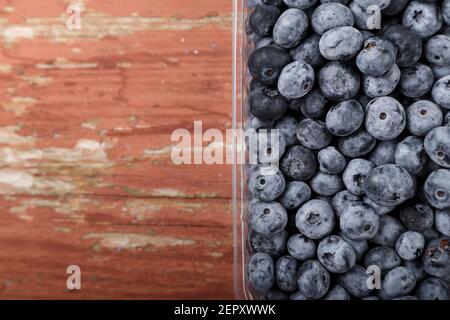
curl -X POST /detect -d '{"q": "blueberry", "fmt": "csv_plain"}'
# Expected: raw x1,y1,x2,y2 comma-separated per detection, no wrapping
318,146,347,174
406,100,443,137
249,200,288,236
371,215,406,247
403,259,426,282
431,75,450,109
402,1,443,39
248,252,275,292
444,0,450,25
343,159,375,196
291,88,328,119
416,277,449,300
296,199,335,239
431,64,450,79
290,34,326,68
278,61,315,99
422,237,450,278
276,255,298,292
339,232,369,262
337,265,372,298
425,35,450,67
310,172,344,196
332,190,360,217
318,62,361,102
249,84,288,122
364,246,401,273
353,0,391,10
423,169,450,209
288,291,310,300
248,165,286,201
340,202,380,241
424,126,450,168
400,203,434,232
394,136,428,174
319,27,363,61
246,115,274,131
365,97,406,140
382,25,422,68
273,8,309,48
283,0,318,9
349,1,374,30
382,0,408,16
396,231,426,261
369,139,397,166
362,196,396,216
280,181,312,209
326,99,365,137
362,64,400,98
249,128,287,165
297,259,330,299
399,63,435,98
435,209,450,236
311,3,354,35
318,235,356,273
263,288,289,300
280,145,317,181
249,229,289,257
249,4,281,37
356,37,397,76
248,46,292,86
380,266,416,299
364,164,416,206
338,129,377,158
323,284,351,300
275,116,299,146
296,118,332,150
287,233,317,260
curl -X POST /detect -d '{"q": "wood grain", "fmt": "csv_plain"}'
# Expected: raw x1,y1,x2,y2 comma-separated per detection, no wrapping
0,0,234,299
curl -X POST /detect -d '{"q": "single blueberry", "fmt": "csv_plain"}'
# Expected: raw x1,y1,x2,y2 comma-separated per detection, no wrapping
248,165,286,201
338,128,377,158
296,199,335,240
296,118,331,150
356,37,397,76
278,61,315,99
280,145,317,181
423,169,450,209
362,64,400,98
425,35,450,67
403,1,443,39
276,256,298,292
416,277,449,300
273,8,309,48
249,229,289,257
297,259,330,299
249,200,288,236
435,209,450,236
343,159,375,196
318,146,347,175
444,0,450,25
319,27,362,61
422,237,450,278
431,75,450,109
379,267,416,299
287,233,317,261
318,62,361,102
317,235,356,273
424,126,450,168
247,252,275,292
399,63,435,98
311,3,354,35
249,4,281,37
365,96,406,140
364,164,416,206
280,181,312,209
249,84,288,122
326,99,365,137
290,34,326,68
310,172,344,196
364,246,401,273
337,265,372,298
340,201,380,241
371,215,406,247
395,136,428,174
406,100,443,137
395,231,426,261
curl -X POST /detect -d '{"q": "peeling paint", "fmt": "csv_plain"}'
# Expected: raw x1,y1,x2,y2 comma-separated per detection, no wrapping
0,126,35,145
21,75,53,86
82,232,196,250
2,97,38,115
0,64,12,74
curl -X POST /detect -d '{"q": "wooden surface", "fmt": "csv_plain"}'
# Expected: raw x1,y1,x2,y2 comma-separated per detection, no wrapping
0,0,234,299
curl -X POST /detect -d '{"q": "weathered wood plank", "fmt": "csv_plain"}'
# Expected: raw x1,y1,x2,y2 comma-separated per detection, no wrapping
0,0,235,299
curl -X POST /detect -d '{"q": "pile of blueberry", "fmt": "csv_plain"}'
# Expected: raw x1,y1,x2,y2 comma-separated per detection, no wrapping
245,0,450,300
